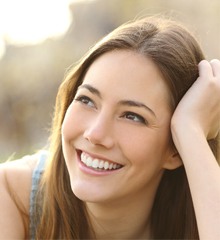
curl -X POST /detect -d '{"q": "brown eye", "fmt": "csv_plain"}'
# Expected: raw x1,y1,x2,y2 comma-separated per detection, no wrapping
74,95,96,108
122,112,147,125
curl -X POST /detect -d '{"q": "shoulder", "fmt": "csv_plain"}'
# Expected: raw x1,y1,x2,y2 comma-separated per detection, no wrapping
0,153,39,238
1,153,39,205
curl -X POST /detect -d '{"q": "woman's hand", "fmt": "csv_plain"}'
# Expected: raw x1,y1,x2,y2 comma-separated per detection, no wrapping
171,59,220,141
170,59,220,240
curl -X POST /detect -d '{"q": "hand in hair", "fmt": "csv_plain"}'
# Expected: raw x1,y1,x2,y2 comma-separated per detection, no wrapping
171,59,220,240
171,59,220,140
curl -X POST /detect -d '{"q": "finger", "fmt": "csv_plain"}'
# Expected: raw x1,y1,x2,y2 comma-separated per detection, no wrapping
198,60,213,79
210,59,220,77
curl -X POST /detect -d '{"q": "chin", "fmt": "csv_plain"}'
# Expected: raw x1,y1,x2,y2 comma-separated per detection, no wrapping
70,180,112,203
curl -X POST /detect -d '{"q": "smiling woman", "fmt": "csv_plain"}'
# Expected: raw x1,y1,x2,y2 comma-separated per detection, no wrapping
0,16,220,240
62,50,177,206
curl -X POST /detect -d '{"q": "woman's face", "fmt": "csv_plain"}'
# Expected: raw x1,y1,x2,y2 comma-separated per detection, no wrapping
62,50,179,205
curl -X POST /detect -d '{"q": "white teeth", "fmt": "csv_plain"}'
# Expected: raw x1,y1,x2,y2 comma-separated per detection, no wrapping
99,160,104,168
109,163,113,170
92,159,99,168
104,162,109,170
81,153,87,164
80,152,121,171
87,157,92,167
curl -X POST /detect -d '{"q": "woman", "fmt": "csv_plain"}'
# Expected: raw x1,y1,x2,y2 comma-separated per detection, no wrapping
0,16,220,239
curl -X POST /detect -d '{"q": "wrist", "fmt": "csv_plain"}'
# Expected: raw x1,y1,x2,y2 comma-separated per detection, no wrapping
170,118,207,153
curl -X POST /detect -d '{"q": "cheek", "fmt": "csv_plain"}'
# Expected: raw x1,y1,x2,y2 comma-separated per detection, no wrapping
130,136,160,165
61,106,81,170
120,127,171,168
61,109,74,141
62,104,84,140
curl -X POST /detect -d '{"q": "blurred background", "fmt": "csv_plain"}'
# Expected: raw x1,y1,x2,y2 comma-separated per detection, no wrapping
0,0,219,161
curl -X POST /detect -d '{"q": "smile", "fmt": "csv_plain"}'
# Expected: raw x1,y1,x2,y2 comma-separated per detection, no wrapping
80,152,122,171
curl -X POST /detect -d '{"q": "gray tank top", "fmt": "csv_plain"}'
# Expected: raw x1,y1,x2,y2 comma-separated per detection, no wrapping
29,150,48,239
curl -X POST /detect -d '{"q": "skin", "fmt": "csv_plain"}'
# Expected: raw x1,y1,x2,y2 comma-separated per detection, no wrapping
171,59,220,239
0,51,219,239
61,50,182,238
0,155,38,238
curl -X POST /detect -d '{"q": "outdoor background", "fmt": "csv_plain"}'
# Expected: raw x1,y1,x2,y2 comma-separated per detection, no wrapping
0,0,219,161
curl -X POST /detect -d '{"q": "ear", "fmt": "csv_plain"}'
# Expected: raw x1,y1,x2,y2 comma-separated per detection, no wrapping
163,149,182,170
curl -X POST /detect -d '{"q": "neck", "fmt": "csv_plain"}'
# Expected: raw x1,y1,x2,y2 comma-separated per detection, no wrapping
86,196,154,239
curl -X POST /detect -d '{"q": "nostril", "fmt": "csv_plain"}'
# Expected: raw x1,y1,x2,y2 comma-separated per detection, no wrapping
83,128,114,148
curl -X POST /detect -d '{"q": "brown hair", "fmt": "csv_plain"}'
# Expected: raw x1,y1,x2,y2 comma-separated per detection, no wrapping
35,16,219,239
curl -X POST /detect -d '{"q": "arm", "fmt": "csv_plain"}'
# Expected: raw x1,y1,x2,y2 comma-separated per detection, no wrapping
0,167,25,238
171,59,220,240
0,157,35,239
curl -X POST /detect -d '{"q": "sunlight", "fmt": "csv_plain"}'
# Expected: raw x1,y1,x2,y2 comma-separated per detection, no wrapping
0,0,90,59
0,0,74,44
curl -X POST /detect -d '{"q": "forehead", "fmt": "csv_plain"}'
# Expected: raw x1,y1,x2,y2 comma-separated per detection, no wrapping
82,50,172,112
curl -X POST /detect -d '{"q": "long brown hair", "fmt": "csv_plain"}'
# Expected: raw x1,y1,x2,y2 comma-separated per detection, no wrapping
35,16,219,239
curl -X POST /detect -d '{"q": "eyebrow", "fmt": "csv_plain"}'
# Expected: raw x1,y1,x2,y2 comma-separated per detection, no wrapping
78,84,156,117
78,84,101,98
119,100,156,117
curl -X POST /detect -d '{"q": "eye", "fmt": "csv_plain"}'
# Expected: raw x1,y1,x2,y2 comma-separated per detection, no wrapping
74,95,96,108
122,112,147,125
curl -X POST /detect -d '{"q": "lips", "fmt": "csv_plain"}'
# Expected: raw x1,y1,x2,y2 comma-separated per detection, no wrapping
80,151,123,171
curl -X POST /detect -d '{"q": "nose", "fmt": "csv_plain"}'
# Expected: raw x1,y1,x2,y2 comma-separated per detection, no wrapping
83,111,115,148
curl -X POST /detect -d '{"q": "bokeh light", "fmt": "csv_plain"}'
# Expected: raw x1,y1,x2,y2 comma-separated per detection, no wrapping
0,0,219,161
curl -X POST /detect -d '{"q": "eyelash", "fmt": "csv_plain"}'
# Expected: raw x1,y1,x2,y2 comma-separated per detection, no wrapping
121,112,147,125
74,95,96,108
74,95,147,125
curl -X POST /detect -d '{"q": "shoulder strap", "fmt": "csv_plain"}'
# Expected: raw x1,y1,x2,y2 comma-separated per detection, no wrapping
29,150,48,239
